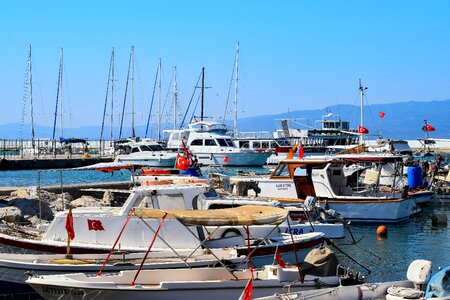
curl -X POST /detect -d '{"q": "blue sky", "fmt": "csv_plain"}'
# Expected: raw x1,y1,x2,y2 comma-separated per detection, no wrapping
1,0,450,134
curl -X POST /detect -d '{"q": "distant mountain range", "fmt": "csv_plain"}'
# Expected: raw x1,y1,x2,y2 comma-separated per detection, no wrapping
2,99,449,140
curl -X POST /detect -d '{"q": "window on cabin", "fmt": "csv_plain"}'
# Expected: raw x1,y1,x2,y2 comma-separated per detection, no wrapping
261,142,269,149
270,141,277,148
205,139,217,146
217,139,228,147
157,194,187,210
190,139,203,146
294,167,308,177
273,163,290,177
239,141,250,148
226,139,236,147
149,145,164,151
253,141,261,148
140,145,151,152
131,147,140,153
132,195,154,208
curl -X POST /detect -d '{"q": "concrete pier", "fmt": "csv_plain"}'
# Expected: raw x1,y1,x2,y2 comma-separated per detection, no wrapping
0,156,113,170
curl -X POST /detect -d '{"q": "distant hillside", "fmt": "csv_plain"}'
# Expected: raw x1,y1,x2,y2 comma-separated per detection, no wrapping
3,99,449,140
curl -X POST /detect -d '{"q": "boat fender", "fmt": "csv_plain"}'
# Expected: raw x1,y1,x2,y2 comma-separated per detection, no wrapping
221,228,241,238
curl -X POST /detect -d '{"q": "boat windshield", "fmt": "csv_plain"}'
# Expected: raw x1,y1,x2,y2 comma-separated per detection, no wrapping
140,145,164,152
272,163,291,177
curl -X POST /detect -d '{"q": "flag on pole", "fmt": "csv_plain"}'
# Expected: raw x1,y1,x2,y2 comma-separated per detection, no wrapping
175,153,190,171
299,142,305,159
65,207,75,240
274,247,286,268
358,125,369,134
238,277,253,300
422,124,436,132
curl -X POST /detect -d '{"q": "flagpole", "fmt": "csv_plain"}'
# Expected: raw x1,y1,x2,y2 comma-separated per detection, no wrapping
65,207,73,259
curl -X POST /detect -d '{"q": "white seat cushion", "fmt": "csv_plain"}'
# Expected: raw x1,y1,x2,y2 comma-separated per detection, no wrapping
387,286,424,299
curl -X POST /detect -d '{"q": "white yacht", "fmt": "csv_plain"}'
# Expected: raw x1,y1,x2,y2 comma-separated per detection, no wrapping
114,138,177,167
166,121,272,166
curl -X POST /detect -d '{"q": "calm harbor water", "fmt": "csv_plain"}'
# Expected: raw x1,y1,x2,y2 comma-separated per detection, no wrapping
0,167,448,284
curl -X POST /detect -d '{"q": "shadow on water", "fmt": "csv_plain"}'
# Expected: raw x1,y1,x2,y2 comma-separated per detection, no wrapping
335,202,450,283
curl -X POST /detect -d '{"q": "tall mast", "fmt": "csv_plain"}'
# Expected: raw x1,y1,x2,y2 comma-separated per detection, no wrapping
131,46,135,139
201,66,205,122
359,79,367,144
233,42,239,135
157,58,162,140
29,45,35,145
59,48,63,138
110,47,115,143
173,66,177,130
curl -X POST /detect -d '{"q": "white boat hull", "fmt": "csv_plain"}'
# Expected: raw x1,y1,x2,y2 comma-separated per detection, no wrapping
323,198,416,223
115,154,177,167
28,267,340,300
195,152,271,166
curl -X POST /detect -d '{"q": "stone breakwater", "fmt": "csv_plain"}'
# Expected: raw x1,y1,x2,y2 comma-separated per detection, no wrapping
0,181,131,227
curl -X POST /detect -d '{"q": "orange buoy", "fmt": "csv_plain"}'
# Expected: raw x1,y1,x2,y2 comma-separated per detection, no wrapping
376,225,388,237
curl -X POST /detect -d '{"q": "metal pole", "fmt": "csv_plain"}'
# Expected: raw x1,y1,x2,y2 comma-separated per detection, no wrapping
60,170,64,209
38,171,42,223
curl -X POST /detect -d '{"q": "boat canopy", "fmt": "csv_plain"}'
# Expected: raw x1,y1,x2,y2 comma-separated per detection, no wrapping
73,161,153,172
134,205,288,226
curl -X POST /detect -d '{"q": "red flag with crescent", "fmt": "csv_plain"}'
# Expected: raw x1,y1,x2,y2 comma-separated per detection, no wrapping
87,219,105,231
175,153,190,171
358,126,369,134
238,278,253,300
422,124,436,132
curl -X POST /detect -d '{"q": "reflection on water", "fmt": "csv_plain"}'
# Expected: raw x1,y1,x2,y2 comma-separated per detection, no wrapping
335,203,450,282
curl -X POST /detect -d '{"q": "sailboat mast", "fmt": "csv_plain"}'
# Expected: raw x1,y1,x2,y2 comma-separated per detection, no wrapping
131,46,135,139
201,66,205,122
173,66,177,130
29,45,35,145
157,58,161,140
233,42,239,136
59,48,63,138
110,47,115,143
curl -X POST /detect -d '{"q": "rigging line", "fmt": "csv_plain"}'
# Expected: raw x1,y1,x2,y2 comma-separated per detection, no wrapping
180,69,202,129
190,92,202,124
222,55,236,124
119,49,133,140
160,68,175,131
20,50,30,139
52,57,62,140
100,51,113,142
145,64,159,138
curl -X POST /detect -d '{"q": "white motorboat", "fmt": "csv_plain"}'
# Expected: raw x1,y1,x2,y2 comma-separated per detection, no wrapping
231,154,417,223
166,121,272,166
26,207,355,300
114,138,177,167
256,259,445,300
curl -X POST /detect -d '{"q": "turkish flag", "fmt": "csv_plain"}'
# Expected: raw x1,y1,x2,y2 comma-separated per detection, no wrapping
238,278,253,300
175,153,190,171
379,112,385,118
423,124,436,132
87,219,105,231
299,143,305,159
65,208,75,240
274,248,286,268
358,126,369,134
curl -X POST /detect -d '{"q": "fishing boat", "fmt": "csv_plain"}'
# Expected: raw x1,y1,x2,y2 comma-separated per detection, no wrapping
26,206,358,300
256,259,444,300
230,154,417,223
0,184,324,258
